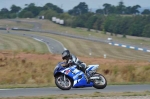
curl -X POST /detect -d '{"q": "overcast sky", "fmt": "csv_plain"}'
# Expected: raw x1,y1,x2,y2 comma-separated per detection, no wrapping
1,0,150,11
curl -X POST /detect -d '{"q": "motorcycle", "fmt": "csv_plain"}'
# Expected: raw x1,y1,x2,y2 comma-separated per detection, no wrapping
53,62,107,90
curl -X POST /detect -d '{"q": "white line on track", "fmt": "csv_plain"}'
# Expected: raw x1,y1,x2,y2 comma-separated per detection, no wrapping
33,38,53,53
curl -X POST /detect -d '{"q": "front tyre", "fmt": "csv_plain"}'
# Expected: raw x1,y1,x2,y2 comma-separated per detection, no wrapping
93,73,107,89
55,75,72,90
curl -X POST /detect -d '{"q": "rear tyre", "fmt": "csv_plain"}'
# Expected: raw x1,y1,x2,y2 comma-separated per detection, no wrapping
93,73,107,89
55,75,72,90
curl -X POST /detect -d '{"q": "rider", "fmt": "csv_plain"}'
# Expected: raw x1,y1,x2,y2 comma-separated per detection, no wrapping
62,50,87,75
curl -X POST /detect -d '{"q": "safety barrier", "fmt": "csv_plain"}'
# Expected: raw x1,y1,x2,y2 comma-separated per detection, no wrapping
109,42,150,52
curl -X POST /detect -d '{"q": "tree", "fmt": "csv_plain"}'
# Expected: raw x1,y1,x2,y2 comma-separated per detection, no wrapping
124,6,132,14
141,9,150,14
43,3,63,13
142,24,150,37
119,17,131,36
22,3,42,17
77,2,88,14
109,5,116,14
96,9,104,14
116,1,126,14
103,15,117,33
10,5,21,13
39,9,57,20
72,16,85,27
0,8,10,18
23,11,34,18
103,3,112,15
1,8,9,13
128,16,143,36
28,3,35,7
9,13,17,18
93,16,105,31
131,5,141,14
19,10,34,18
111,16,122,35
85,15,97,31
65,18,73,26
58,13,71,20
68,2,88,15
71,13,93,27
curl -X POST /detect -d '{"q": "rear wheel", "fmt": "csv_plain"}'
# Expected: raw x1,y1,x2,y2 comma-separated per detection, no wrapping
93,73,107,89
55,75,72,90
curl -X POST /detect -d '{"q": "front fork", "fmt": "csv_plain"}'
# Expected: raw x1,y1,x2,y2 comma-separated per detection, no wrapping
63,74,66,81
63,74,67,87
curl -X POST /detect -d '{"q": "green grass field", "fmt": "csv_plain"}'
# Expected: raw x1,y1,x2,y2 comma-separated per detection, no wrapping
0,19,34,29
0,33,49,53
1,19,150,60
14,30,150,61
42,33,150,60
25,19,150,49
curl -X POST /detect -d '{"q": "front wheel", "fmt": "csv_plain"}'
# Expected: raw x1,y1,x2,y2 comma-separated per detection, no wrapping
55,75,72,90
93,73,107,89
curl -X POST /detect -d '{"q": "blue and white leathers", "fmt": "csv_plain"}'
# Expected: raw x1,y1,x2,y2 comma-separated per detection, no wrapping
53,62,100,88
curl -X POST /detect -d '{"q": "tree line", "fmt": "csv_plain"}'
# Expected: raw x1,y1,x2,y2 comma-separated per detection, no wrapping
1,1,150,37
0,3,63,19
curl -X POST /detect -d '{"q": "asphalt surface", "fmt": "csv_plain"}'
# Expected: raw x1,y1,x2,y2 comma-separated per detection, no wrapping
0,30,65,54
0,85,150,97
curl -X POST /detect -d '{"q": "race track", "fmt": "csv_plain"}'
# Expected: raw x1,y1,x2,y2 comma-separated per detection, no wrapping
0,30,65,54
0,85,150,97
8,19,150,52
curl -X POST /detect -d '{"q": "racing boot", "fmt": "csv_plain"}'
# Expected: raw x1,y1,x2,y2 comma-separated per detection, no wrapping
81,67,90,84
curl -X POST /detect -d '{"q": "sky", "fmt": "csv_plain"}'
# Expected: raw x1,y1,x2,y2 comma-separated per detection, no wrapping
0,0,150,11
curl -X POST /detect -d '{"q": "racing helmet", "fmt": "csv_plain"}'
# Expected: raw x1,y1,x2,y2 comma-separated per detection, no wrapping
62,50,70,60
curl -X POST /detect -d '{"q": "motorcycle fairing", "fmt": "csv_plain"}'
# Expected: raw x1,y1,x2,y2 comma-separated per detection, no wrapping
86,65,99,72
64,65,93,88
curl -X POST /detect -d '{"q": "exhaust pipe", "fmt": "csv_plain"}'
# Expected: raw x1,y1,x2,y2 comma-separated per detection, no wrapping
90,77,100,80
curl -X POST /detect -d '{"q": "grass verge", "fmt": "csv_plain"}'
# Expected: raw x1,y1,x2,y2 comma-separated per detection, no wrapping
21,19,150,49
0,32,49,54
12,30,150,61
0,20,34,29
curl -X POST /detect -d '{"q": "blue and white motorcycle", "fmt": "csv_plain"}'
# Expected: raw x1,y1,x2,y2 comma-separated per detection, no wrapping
54,62,107,90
